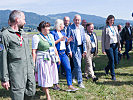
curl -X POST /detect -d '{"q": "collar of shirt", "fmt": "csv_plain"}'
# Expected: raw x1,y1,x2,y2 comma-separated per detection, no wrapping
88,32,93,36
74,24,80,29
88,33,95,42
128,27,131,34
64,26,67,29
8,26,23,35
57,31,63,38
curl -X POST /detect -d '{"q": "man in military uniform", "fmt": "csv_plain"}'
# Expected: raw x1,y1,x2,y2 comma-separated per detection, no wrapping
0,10,36,100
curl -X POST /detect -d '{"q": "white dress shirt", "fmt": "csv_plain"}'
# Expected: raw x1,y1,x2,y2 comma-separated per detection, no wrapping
76,27,82,45
128,27,131,35
57,31,66,50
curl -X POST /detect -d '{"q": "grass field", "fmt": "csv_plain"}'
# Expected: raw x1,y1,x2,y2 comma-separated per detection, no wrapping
0,32,133,100
94,30,102,36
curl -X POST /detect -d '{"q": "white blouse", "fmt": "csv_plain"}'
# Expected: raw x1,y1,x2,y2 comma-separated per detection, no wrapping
32,34,40,49
57,31,66,50
108,26,118,44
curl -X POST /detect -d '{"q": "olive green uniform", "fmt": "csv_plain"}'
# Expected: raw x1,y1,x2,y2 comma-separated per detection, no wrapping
0,26,36,100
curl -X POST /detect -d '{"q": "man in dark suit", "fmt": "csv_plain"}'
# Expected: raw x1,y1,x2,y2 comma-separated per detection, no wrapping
81,19,87,31
121,22,133,60
63,16,70,34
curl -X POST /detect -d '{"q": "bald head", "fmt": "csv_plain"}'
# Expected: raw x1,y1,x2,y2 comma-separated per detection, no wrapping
73,14,81,27
63,16,70,27
126,22,130,28
117,24,122,31
81,19,87,28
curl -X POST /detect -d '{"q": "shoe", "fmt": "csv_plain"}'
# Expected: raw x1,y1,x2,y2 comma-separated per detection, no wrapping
66,85,79,92
93,77,98,82
72,79,77,83
111,76,116,81
61,72,66,77
53,84,60,90
83,75,89,80
104,67,109,75
78,82,85,88
85,76,89,80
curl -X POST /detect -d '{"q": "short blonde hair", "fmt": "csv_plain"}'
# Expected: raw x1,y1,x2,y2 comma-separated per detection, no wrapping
54,19,64,30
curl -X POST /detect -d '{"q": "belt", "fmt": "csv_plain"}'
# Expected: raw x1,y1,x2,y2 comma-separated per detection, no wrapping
110,43,118,47
77,45,82,47
59,52,65,55
58,50,65,55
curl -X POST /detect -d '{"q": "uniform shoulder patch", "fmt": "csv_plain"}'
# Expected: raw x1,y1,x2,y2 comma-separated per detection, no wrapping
0,43,4,51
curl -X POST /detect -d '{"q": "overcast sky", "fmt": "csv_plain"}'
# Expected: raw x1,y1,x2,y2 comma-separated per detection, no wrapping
0,0,133,20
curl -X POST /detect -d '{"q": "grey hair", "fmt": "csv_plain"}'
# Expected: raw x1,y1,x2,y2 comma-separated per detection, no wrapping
9,10,23,23
74,14,81,19
54,19,64,30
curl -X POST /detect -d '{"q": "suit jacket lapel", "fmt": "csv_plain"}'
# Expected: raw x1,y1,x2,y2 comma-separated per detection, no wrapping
93,33,97,43
86,33,91,45
73,24,77,41
93,33,97,49
79,25,83,41
54,30,60,40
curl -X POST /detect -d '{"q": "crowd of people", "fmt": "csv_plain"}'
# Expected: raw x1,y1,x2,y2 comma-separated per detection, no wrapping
0,10,132,100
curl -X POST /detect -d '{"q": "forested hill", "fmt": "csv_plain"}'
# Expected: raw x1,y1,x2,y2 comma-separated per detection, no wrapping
0,10,132,29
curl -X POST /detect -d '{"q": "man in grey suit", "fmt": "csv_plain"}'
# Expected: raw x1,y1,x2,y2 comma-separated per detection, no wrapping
67,14,87,88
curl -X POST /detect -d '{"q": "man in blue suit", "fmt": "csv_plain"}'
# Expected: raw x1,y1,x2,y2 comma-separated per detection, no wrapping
67,14,87,88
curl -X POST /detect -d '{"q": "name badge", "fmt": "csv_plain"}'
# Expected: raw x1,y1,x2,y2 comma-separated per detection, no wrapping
49,47,55,55
91,42,96,48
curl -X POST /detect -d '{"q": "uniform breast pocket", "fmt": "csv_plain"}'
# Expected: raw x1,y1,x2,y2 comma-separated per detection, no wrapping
10,39,21,49
8,39,23,61
8,49,22,61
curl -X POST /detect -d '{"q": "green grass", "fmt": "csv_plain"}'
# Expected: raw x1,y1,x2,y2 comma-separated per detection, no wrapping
94,30,102,36
27,32,38,34
0,37,133,100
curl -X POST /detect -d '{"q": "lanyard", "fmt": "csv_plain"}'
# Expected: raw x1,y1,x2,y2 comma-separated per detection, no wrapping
108,25,115,36
88,33,95,43
16,33,23,46
40,33,52,46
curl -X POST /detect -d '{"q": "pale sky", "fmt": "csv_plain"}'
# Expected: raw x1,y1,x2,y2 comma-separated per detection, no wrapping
0,0,133,20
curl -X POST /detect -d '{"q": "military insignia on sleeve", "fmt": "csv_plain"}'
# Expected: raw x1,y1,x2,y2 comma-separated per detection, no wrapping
0,43,4,51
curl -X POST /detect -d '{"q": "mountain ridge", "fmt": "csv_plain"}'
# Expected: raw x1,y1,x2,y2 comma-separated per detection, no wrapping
0,10,133,29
